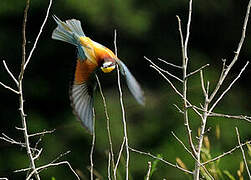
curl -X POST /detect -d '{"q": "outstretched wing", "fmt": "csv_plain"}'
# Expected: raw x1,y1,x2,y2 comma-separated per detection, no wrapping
117,60,145,105
70,59,98,134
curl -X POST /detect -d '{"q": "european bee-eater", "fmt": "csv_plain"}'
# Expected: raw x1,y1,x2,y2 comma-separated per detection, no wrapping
52,16,144,134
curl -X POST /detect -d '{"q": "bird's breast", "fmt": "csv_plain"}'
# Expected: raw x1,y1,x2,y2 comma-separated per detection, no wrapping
74,59,98,84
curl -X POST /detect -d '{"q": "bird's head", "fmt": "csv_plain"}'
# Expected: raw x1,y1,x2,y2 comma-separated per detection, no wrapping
101,61,116,73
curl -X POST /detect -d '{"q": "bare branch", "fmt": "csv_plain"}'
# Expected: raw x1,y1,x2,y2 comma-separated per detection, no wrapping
236,127,251,178
33,149,43,161
19,0,30,81
90,108,95,180
28,129,56,137
0,82,19,94
186,64,209,79
200,70,207,98
177,8,197,157
145,162,152,180
150,65,183,97
208,112,251,123
208,0,251,103
0,133,25,147
209,61,249,112
157,58,182,69
173,104,184,114
188,105,251,124
114,29,118,56
15,126,25,131
3,60,18,85
26,161,80,180
23,0,52,70
129,146,193,174
0,133,40,154
114,137,126,177
172,132,214,179
172,132,196,160
96,74,115,178
176,16,185,64
149,61,202,118
15,151,71,173
115,30,130,180
195,98,210,178
202,140,251,165
117,64,130,180
145,57,183,82
184,0,193,59
107,152,112,180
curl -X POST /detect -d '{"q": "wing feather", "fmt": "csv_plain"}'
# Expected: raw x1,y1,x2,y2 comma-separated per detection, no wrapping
117,60,145,105
70,83,94,133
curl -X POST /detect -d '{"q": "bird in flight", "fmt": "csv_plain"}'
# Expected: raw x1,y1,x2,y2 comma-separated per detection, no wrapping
52,16,144,134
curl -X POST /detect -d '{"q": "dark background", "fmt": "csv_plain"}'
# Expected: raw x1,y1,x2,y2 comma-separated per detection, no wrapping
0,0,251,179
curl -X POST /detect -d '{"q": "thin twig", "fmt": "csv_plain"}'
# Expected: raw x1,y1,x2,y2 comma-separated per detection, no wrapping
150,65,183,98
20,2,49,180
195,95,209,179
208,0,251,103
117,64,130,180
15,151,71,173
208,112,251,123
28,129,56,137
0,133,26,147
114,29,118,56
176,12,197,157
209,61,249,112
145,57,183,82
15,126,25,131
173,104,184,114
108,152,112,180
90,108,95,180
184,0,193,58
114,137,126,177
150,64,202,118
235,128,251,178
33,149,43,161
171,132,214,179
157,58,183,69
17,0,52,179
26,161,80,180
23,0,52,70
96,71,115,178
202,140,251,165
186,64,210,79
200,70,207,97
115,30,130,180
3,60,18,85
172,131,196,160
189,105,251,123
129,146,193,174
0,82,19,94
176,16,185,64
145,162,152,180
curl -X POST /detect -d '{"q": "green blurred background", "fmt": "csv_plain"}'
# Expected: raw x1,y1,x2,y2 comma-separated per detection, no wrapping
0,0,251,179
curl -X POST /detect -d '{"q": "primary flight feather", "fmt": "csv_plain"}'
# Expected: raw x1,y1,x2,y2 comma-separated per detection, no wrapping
52,16,144,134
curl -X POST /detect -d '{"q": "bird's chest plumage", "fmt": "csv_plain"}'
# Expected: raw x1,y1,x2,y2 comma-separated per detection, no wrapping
74,59,97,84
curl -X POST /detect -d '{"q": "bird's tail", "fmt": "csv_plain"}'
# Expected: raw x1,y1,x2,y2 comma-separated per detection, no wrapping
52,15,86,59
